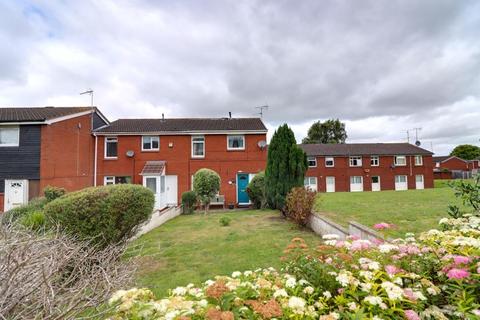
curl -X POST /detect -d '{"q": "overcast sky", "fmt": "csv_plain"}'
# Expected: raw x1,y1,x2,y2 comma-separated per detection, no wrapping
1,1,479,155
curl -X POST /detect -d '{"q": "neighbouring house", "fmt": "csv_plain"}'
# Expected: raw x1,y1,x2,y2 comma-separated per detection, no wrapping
0,107,109,212
93,117,268,209
433,155,479,179
300,143,434,192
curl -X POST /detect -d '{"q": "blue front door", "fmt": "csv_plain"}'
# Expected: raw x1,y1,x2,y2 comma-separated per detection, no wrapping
237,173,250,204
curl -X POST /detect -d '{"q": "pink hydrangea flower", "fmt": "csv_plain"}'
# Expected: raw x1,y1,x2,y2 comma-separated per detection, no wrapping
350,240,371,251
373,222,393,230
404,310,420,320
403,289,416,301
385,265,401,275
447,268,470,280
453,255,471,265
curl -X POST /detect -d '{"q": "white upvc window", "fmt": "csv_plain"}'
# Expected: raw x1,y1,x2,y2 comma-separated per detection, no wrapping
227,135,245,150
350,176,363,184
304,177,318,192
105,137,118,158
394,155,407,166
395,175,407,183
349,156,362,167
191,135,205,158
0,126,20,147
307,156,317,167
325,157,334,167
370,156,379,166
104,176,132,185
414,155,423,166
142,136,159,151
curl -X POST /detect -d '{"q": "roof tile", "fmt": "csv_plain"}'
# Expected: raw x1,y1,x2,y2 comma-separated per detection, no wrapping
300,143,433,156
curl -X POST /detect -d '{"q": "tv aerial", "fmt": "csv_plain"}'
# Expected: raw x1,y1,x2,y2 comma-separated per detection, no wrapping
255,105,269,118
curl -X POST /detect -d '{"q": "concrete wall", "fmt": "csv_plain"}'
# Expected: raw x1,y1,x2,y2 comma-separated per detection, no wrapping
133,206,182,239
349,221,385,242
309,214,349,239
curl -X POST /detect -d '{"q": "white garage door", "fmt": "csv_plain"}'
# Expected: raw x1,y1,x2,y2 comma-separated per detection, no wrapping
395,175,408,191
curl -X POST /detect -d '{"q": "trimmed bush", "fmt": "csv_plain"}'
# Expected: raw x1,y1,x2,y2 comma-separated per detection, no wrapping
1,197,48,225
219,216,231,227
19,210,46,231
246,171,266,209
181,191,197,214
193,168,220,213
285,187,316,226
44,185,66,202
44,184,154,247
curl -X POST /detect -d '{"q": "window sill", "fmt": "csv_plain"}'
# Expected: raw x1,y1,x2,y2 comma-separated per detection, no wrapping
104,157,118,160
227,149,246,152
141,150,160,152
191,156,205,159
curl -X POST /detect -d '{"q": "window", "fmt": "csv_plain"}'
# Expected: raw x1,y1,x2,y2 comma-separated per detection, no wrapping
304,177,317,192
192,136,205,158
414,155,423,166
394,155,406,166
395,175,407,183
227,135,245,150
142,136,159,151
350,176,363,184
349,156,362,167
370,156,379,166
307,156,317,167
104,176,131,185
105,137,118,158
325,157,334,167
0,126,19,147
145,177,157,193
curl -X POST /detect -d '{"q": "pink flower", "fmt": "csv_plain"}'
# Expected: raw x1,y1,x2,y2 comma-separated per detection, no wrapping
335,241,345,248
477,267,480,274
404,310,420,320
372,238,384,245
373,222,393,230
447,268,470,280
453,255,471,265
350,240,371,251
385,265,401,275
403,289,416,301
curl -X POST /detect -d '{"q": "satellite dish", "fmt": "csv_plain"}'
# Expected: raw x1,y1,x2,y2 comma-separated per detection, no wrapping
257,140,267,149
126,150,135,157
415,140,421,146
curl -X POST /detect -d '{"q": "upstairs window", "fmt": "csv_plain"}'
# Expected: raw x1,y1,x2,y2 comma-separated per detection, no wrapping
370,156,379,166
349,156,362,167
227,135,245,150
414,155,423,166
192,136,205,158
394,155,407,166
307,156,317,167
0,126,19,147
325,157,334,167
105,137,118,158
142,136,159,151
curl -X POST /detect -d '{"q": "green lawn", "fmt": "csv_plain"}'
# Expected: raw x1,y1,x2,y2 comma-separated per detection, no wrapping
434,179,473,188
314,188,466,238
128,210,321,297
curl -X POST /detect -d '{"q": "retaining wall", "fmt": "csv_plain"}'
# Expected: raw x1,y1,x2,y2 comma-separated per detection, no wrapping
133,206,182,239
309,214,349,239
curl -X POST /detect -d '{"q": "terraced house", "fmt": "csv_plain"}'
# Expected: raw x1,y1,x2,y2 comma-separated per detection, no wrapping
300,143,434,192
92,117,268,210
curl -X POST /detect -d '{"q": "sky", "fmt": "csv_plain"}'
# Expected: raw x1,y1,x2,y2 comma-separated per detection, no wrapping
1,0,479,155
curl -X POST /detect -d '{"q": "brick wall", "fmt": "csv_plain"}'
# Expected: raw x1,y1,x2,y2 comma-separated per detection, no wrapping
305,155,434,192
96,133,267,205
436,157,469,171
0,193,4,212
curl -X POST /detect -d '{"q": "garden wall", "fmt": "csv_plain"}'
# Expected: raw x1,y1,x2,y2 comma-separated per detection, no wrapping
309,213,349,239
133,206,182,239
348,221,385,242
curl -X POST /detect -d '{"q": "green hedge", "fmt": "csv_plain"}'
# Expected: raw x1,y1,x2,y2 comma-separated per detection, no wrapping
1,197,48,225
44,184,154,247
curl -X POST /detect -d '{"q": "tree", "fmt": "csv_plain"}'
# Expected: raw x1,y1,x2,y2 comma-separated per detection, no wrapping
450,144,480,160
265,124,308,212
193,168,221,214
246,171,266,209
302,119,347,144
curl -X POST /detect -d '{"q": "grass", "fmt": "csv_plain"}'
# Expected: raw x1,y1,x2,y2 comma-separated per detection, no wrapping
128,210,321,297
314,187,467,238
434,179,473,188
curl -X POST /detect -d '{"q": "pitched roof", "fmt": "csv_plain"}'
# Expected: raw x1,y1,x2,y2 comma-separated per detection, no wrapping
95,118,267,134
433,155,467,163
0,107,95,122
300,143,433,156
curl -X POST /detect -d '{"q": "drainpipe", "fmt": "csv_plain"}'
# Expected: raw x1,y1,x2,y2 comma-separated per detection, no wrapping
94,134,98,186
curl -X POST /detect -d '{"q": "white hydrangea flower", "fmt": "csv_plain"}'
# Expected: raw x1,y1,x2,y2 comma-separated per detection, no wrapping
322,234,340,240
172,286,187,296
322,290,332,298
244,270,253,276
303,286,314,295
288,296,306,313
285,277,297,288
364,295,383,306
273,288,288,298
231,271,242,278
109,289,127,304
381,281,403,300
360,282,372,292
347,302,358,310
378,244,399,253
299,279,309,286
335,271,351,287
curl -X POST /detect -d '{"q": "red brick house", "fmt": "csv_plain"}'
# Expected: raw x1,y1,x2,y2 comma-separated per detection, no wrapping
92,117,268,209
0,107,109,212
433,156,479,179
300,143,434,192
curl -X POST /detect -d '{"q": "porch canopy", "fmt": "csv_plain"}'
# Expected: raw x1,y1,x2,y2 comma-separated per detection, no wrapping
140,161,166,176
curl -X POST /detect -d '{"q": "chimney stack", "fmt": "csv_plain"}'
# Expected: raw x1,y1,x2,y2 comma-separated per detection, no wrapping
162,113,165,121
229,112,232,119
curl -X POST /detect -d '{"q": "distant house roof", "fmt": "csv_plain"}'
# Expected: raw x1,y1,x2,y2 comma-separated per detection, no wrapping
0,106,106,123
300,143,433,156
95,118,267,134
432,155,467,163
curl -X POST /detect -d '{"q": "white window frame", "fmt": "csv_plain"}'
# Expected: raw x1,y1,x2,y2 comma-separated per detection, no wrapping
0,126,20,147
349,156,362,167
325,157,334,167
104,137,118,159
414,155,423,166
307,156,317,167
142,136,160,151
350,176,363,184
104,176,115,185
395,175,407,183
370,155,379,166
394,155,407,166
304,177,318,192
191,135,205,158
227,135,245,150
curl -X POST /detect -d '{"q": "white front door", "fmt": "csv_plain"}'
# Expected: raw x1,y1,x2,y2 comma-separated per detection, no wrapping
143,175,178,209
350,176,364,192
165,175,178,206
371,176,381,191
5,179,29,211
395,175,408,191
415,175,424,189
326,176,335,193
